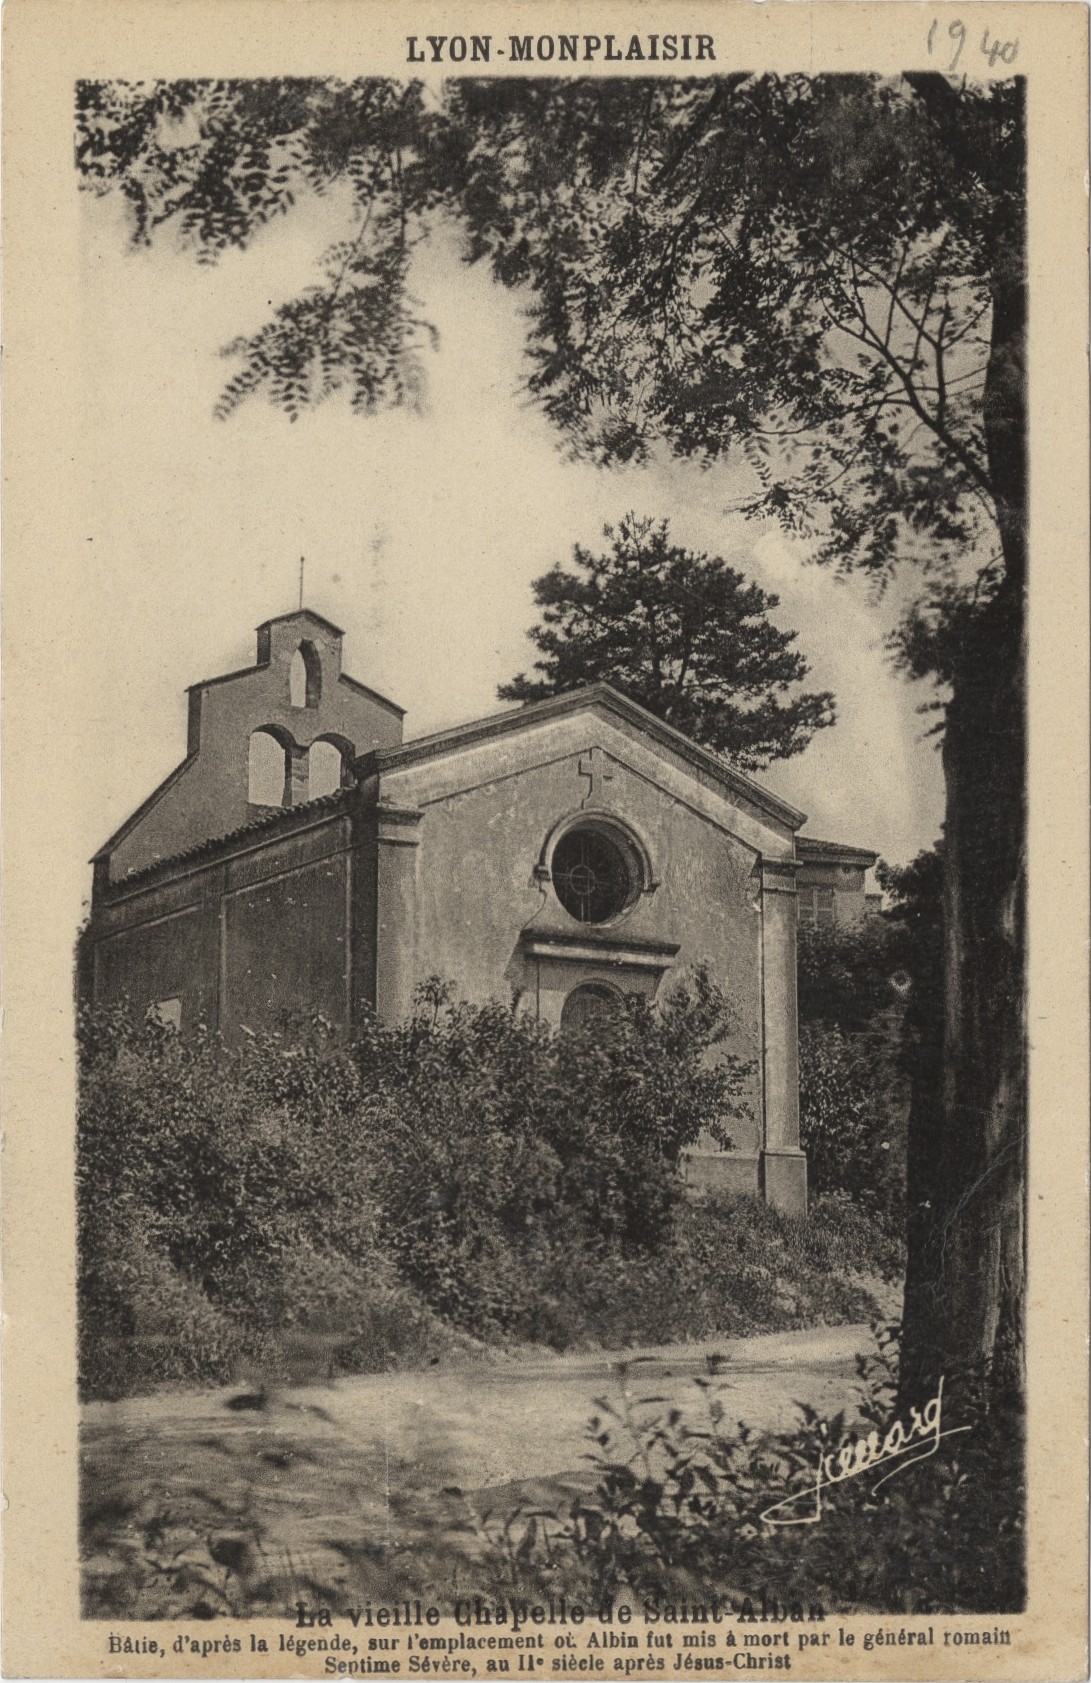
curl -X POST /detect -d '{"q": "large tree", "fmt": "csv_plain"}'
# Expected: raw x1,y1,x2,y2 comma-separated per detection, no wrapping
76,73,1027,1418
499,513,835,770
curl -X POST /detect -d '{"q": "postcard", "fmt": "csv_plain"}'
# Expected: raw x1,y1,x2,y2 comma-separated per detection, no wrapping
2,2,1088,1678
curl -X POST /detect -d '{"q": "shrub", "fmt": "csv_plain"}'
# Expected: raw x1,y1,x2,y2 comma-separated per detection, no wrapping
78,1230,256,1400
77,969,752,1394
78,970,903,1399
484,1329,1025,1614
797,917,906,1032
799,1023,907,1231
797,921,910,1233
356,969,751,1337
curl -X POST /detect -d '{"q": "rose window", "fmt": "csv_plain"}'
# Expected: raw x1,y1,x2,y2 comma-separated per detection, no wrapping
550,826,634,923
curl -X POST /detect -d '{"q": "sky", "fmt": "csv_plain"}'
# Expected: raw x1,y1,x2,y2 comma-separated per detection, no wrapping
76,183,946,899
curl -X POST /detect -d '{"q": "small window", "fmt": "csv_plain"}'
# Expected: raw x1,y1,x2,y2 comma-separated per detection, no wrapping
551,825,636,924
248,728,288,806
147,997,182,1031
308,739,345,801
797,887,835,929
561,983,624,1034
289,641,321,709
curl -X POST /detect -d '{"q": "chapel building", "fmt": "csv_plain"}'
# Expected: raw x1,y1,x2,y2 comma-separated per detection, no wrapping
83,609,878,1216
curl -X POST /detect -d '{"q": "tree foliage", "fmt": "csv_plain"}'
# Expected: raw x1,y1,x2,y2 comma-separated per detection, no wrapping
499,514,834,769
447,78,1022,602
77,78,439,420
75,72,1023,647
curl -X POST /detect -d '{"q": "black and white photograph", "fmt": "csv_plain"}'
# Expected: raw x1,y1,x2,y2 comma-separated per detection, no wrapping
2,5,1088,1676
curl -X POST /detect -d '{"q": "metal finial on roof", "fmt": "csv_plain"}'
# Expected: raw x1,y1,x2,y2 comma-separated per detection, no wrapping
299,556,305,610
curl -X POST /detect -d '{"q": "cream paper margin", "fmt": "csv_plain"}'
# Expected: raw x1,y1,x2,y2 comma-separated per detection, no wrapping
2,3,1087,1677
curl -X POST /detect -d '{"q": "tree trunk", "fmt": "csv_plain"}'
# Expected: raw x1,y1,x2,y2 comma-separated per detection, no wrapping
899,587,1026,1407
899,204,1027,1422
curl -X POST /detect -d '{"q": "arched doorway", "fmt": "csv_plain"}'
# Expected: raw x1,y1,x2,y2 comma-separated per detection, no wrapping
560,981,624,1034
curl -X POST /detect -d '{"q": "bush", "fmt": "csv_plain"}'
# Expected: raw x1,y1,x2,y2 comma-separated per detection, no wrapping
797,921,910,1233
799,1023,907,1230
353,969,751,1336
484,1329,1025,1614
797,917,906,1032
78,969,903,1399
77,970,754,1395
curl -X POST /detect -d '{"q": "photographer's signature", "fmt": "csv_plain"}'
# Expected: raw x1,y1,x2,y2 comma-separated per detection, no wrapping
760,1377,970,1527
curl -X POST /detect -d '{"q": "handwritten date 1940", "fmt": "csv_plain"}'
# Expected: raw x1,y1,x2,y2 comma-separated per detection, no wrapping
928,18,1019,72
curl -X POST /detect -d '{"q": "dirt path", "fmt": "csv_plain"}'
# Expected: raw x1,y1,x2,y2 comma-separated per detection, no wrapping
81,1325,879,1617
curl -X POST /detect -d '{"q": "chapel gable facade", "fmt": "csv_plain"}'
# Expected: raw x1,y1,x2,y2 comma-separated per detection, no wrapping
84,611,878,1217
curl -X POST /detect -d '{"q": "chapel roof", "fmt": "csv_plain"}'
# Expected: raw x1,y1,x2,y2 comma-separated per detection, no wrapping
96,788,353,891
795,835,879,866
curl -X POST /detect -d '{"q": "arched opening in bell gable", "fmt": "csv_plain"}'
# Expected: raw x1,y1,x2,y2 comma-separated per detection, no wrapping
307,737,351,801
248,727,290,807
289,641,322,709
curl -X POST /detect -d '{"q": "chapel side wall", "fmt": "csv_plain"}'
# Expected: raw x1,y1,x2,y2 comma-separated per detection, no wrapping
90,812,357,1040
91,875,221,1033
219,825,353,1039
378,754,767,1156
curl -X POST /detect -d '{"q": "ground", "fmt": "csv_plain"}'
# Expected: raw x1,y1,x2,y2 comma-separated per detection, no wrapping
81,1325,879,1619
